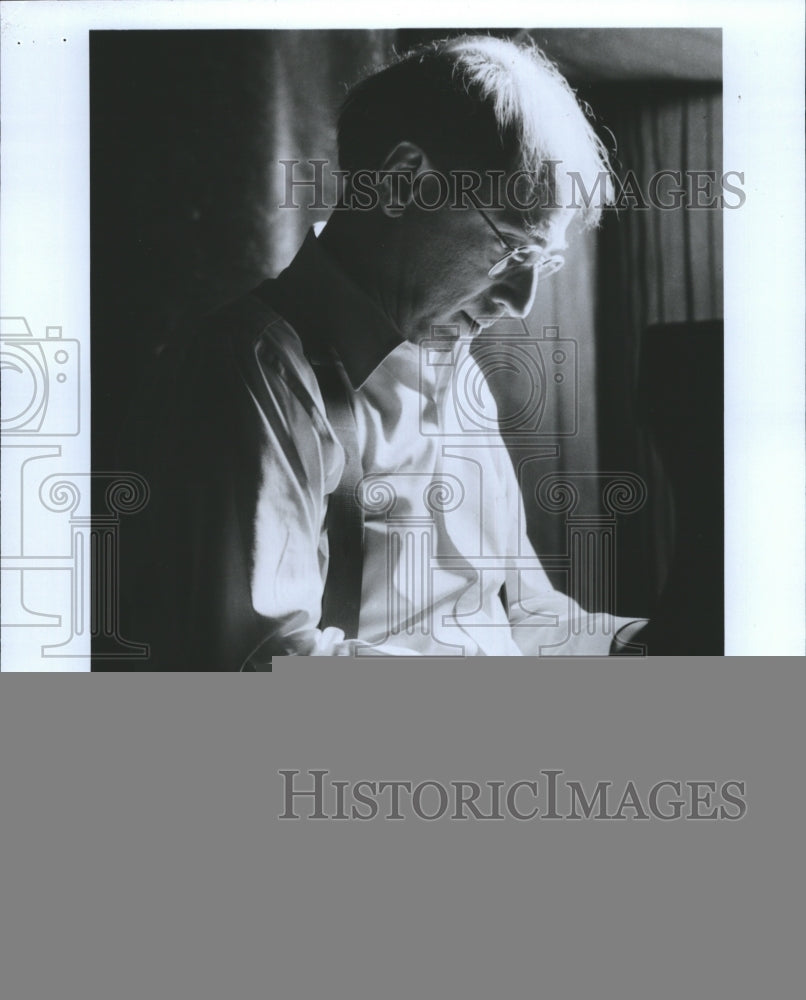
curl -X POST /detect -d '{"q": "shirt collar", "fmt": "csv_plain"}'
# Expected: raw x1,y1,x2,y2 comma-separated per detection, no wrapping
261,225,404,390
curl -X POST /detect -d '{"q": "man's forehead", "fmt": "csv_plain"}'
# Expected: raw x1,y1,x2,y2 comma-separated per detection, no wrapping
534,207,574,250
496,204,575,251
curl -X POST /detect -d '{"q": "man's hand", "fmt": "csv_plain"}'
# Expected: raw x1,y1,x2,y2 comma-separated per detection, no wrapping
609,619,651,656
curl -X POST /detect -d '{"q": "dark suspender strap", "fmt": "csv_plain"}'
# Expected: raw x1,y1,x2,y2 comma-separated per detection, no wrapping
499,583,509,616
310,358,364,637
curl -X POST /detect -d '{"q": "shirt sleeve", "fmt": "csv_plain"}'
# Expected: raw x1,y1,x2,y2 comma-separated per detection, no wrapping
236,322,354,664
118,305,346,670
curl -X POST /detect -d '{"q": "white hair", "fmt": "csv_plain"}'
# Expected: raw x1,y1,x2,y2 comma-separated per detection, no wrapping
445,35,614,225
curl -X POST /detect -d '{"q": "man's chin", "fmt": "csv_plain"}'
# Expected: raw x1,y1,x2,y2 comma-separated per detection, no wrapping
421,312,502,342
462,312,502,337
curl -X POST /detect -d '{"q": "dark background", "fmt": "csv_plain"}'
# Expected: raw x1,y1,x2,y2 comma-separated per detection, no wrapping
91,28,723,646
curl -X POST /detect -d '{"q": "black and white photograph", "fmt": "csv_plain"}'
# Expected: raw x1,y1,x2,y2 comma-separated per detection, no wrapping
1,3,802,666
89,26,726,668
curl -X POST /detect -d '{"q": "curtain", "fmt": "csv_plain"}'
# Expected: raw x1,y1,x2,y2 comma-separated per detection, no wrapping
594,84,724,613
264,30,395,275
91,29,396,468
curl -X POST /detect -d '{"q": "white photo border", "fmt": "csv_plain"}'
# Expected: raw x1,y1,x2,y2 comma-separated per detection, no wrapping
1,0,803,667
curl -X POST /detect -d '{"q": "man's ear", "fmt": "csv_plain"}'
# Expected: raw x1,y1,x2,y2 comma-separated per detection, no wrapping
376,141,430,218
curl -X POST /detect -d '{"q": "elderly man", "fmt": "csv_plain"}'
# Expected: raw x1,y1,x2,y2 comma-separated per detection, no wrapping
120,34,647,669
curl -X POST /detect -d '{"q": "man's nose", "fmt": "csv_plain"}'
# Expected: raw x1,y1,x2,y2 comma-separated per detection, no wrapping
491,265,540,319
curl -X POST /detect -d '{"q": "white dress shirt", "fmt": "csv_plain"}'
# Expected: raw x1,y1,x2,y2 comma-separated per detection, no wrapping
254,227,627,657
351,337,623,655
122,226,631,667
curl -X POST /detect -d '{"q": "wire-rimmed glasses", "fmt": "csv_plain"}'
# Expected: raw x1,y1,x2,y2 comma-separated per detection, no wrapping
474,204,565,280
